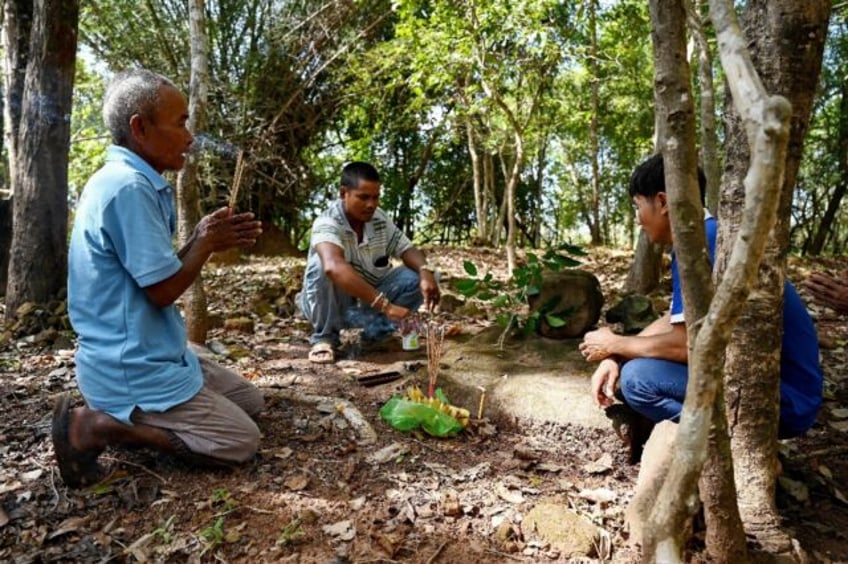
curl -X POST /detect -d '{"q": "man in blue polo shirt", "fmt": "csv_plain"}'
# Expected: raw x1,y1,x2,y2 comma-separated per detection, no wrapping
53,69,265,487
579,154,822,459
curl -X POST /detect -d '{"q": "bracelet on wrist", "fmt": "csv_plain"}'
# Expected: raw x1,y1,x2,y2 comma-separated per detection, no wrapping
370,292,385,309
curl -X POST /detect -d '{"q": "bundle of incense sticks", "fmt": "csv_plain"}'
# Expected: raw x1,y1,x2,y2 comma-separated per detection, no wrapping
228,150,246,210
425,321,445,398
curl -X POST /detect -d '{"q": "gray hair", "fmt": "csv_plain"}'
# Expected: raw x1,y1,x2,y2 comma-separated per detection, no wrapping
102,69,177,145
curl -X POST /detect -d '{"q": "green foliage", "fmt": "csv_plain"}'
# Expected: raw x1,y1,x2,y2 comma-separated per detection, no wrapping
276,518,306,547
198,487,238,555
152,515,176,544
456,244,584,336
68,60,109,203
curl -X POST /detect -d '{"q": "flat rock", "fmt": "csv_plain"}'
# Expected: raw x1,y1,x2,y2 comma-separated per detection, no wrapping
438,326,609,430
524,500,599,558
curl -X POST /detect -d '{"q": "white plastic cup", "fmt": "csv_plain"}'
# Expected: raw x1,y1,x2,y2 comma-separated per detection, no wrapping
402,330,420,351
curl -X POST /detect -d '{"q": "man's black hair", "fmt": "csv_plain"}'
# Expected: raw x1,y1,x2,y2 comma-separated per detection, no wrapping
628,153,706,205
341,161,381,190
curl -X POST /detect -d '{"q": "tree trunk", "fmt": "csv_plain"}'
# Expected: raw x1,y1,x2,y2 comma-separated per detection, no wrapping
0,0,33,296
686,0,721,214
588,0,602,246
625,70,667,295
710,0,829,555
504,132,522,276
807,76,848,255
641,0,794,558
177,0,210,345
466,118,487,244
5,0,78,320
625,231,663,294
2,0,32,195
641,0,743,556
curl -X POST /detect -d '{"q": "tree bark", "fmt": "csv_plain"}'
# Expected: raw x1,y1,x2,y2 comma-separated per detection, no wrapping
465,117,487,244
2,0,32,194
624,231,663,295
686,0,721,214
5,0,78,319
640,0,793,558
0,0,33,296
177,0,210,345
712,0,829,554
588,0,602,245
807,76,848,255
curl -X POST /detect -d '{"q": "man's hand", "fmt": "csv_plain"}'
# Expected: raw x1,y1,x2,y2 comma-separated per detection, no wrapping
804,271,848,316
194,207,263,253
579,327,619,362
420,271,440,312
590,358,620,408
383,303,411,323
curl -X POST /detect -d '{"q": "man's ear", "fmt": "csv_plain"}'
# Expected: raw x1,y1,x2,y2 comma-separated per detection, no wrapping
656,192,669,213
128,114,145,143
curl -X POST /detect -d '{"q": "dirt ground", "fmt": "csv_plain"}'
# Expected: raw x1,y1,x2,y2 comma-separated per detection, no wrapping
1,248,847,563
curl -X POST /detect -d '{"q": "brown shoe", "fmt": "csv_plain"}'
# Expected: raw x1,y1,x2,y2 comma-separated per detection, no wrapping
604,403,655,464
51,394,105,488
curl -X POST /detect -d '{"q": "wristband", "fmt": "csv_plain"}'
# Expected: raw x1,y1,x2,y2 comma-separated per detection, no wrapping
370,292,385,308
419,264,436,274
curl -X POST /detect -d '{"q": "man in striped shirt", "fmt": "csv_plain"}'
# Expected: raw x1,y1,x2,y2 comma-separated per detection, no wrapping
298,162,440,363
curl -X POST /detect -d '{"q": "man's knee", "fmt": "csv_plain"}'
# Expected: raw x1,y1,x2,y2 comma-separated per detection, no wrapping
208,418,261,463
619,358,647,404
242,387,265,419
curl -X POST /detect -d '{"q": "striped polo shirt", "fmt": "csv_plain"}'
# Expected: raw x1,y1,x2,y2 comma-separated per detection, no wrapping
308,199,413,285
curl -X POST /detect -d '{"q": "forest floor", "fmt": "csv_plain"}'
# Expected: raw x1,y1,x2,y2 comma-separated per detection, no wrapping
1,246,847,563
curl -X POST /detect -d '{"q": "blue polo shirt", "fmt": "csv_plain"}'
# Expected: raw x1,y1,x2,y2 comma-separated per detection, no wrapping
68,145,202,424
669,215,823,436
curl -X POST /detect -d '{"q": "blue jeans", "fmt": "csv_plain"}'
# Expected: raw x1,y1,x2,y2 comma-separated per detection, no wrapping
298,258,423,346
619,357,803,439
619,358,689,423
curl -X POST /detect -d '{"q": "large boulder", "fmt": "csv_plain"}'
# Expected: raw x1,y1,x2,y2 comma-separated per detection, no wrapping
527,270,603,339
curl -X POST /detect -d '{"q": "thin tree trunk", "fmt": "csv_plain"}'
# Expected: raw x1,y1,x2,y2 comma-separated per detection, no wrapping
712,0,830,554
588,0,602,245
625,233,663,294
625,77,667,295
686,0,721,214
466,118,486,244
641,0,793,558
504,134,522,275
177,0,210,344
2,0,32,196
807,77,848,255
5,0,78,320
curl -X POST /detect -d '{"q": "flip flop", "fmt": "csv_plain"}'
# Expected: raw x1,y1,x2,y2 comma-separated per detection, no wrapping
51,393,105,488
308,341,335,364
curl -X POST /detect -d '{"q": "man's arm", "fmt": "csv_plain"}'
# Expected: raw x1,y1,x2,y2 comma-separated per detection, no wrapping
315,242,409,321
400,247,440,311
145,208,262,307
579,312,689,364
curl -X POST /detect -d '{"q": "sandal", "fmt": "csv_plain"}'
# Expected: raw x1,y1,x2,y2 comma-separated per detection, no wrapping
308,341,335,364
51,393,105,488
